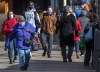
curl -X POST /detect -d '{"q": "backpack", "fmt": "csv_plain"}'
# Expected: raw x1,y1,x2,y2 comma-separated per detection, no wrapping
84,21,99,42
84,22,94,42
85,26,93,42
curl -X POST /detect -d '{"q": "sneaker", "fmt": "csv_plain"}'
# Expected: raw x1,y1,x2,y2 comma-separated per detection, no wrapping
81,54,84,57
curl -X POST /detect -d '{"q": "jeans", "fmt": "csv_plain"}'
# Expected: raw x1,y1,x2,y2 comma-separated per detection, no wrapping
41,33,53,56
74,41,80,54
18,49,30,67
7,38,18,60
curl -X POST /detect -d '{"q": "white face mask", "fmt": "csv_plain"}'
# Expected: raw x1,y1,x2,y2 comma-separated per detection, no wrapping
9,14,14,19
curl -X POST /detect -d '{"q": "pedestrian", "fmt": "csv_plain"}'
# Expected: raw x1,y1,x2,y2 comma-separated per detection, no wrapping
23,1,41,51
74,6,82,18
5,16,35,71
2,11,18,64
74,14,82,59
78,10,90,56
84,13,100,67
57,6,78,62
41,6,57,58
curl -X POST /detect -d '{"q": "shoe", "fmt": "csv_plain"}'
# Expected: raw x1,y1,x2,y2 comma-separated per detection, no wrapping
68,58,72,62
84,63,89,67
24,65,29,70
63,60,67,63
42,51,46,57
48,55,51,58
81,54,84,57
9,59,13,64
91,62,93,67
76,54,80,59
84,64,89,68
47,53,51,58
33,47,39,51
13,57,17,63
20,66,25,71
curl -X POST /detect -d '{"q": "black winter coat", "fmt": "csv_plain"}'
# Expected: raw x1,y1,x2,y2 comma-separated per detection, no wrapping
58,13,78,47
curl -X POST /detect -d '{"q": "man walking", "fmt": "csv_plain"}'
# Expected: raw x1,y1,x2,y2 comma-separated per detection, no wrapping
41,6,57,58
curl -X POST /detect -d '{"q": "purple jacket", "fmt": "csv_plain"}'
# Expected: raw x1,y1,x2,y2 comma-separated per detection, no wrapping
5,21,35,50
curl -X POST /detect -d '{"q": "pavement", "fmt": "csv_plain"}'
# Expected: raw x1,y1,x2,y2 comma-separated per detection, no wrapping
0,42,96,72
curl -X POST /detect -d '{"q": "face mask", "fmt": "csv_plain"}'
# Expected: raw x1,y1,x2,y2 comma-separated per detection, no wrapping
19,22,25,26
9,14,14,19
29,7,32,10
47,10,53,14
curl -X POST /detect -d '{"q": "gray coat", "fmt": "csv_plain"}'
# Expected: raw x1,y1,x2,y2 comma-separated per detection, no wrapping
78,16,90,36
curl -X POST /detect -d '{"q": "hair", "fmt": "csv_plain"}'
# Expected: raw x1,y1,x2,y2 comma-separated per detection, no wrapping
48,6,52,8
18,16,25,22
7,10,14,18
64,5,73,13
28,1,34,7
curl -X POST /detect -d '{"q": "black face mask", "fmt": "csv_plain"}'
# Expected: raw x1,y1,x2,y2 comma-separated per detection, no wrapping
29,7,33,10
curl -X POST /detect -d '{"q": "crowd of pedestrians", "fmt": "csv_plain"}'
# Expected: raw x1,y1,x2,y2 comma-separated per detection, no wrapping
1,0,100,71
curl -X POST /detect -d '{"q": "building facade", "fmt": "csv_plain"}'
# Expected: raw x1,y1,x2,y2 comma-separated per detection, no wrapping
6,0,67,14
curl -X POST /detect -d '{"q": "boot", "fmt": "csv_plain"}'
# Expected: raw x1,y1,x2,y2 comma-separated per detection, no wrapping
63,57,67,63
47,54,51,58
24,64,29,70
42,47,47,57
42,50,46,57
68,57,72,62
9,59,13,64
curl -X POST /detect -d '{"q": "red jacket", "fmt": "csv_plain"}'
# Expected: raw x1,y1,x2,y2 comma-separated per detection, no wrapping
2,16,18,37
74,19,82,41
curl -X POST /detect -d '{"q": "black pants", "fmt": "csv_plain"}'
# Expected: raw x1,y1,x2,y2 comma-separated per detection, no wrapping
60,34,74,61
84,41,94,66
61,46,73,61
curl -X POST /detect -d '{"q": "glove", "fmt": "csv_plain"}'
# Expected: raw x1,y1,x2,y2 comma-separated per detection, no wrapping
37,28,41,34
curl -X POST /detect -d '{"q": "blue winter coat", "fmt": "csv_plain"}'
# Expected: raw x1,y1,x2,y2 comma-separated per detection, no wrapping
5,21,35,50
75,9,82,18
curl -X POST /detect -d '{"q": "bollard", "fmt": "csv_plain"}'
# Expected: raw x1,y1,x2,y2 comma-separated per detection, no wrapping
96,56,100,72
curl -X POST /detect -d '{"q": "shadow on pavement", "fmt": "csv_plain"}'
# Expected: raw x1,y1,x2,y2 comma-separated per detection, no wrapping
0,60,95,72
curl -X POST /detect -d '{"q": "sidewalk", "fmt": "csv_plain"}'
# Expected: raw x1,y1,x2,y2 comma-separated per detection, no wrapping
0,42,95,72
